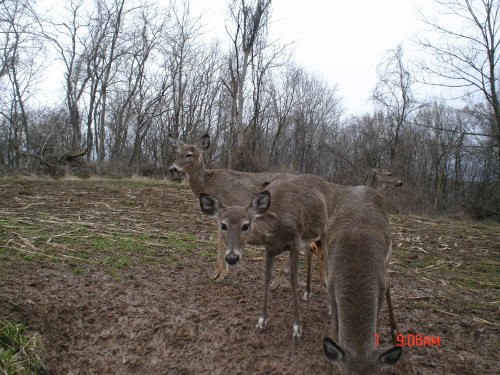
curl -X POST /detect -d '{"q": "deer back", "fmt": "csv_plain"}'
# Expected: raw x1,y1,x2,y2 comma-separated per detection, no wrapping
203,169,295,206
251,175,329,248
327,186,391,355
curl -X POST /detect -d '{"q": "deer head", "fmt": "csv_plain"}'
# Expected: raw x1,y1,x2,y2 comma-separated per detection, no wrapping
168,134,210,175
368,168,403,192
324,337,402,374
199,191,270,265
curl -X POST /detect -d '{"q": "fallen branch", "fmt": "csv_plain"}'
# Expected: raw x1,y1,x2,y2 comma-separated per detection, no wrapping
434,308,460,318
472,316,494,325
46,228,82,243
423,260,447,270
21,203,46,210
13,232,38,251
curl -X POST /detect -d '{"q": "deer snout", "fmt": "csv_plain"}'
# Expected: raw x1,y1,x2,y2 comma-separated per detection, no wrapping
225,252,240,266
396,180,403,187
169,165,178,175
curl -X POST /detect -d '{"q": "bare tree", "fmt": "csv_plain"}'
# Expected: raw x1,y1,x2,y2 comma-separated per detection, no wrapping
164,0,202,138
266,66,299,168
91,0,127,173
39,0,95,155
373,45,419,166
0,0,43,168
100,7,167,172
417,0,500,164
417,103,463,210
222,0,272,171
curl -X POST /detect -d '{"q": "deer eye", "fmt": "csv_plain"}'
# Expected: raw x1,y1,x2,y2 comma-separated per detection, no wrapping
241,223,249,231
220,223,227,231
185,153,193,159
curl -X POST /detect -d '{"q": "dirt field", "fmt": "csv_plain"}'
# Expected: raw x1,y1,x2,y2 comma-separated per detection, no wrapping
0,177,498,374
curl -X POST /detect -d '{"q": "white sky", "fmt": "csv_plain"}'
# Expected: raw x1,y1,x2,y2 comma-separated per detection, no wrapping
38,0,441,116
194,0,437,115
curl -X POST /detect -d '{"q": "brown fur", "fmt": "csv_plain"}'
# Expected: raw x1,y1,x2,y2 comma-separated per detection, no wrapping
199,174,331,339
169,134,294,281
323,185,401,374
368,168,403,193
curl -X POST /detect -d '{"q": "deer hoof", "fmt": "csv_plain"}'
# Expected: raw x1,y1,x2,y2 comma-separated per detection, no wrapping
216,274,227,282
215,267,229,282
292,323,302,339
256,316,267,330
302,291,311,301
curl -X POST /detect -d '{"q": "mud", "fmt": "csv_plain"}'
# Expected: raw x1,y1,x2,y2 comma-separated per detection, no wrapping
0,178,498,374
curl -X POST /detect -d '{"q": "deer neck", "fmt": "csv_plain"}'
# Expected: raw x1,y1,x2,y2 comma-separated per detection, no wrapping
186,158,207,197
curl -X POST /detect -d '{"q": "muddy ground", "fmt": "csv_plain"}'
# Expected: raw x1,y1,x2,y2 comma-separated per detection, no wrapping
0,177,498,374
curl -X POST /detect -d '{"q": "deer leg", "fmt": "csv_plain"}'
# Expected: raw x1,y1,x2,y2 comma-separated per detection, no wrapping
290,245,302,339
210,230,221,280
386,274,398,343
211,228,228,281
303,245,313,301
257,249,275,331
270,258,288,290
317,241,327,290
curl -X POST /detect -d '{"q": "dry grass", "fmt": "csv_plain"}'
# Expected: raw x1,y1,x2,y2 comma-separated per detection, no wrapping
0,178,498,373
0,318,47,374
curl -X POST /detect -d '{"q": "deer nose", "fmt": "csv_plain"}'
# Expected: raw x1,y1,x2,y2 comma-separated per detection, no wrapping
396,180,403,187
225,253,240,266
169,165,178,175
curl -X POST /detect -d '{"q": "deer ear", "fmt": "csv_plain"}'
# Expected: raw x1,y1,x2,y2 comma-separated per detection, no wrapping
199,193,220,216
323,337,345,363
378,345,402,367
198,134,210,151
251,190,271,216
260,181,271,189
168,134,184,152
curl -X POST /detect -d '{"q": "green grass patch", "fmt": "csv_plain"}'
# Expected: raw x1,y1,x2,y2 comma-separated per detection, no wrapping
68,262,86,276
198,250,217,261
71,267,85,276
106,255,130,270
164,232,197,250
91,233,167,253
19,253,35,262
0,249,8,257
0,318,47,374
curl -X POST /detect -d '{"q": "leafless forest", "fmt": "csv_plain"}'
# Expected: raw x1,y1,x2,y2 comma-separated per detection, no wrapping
1,0,499,220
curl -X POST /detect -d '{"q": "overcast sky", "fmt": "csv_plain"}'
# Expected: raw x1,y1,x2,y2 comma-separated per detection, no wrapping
38,0,442,115
194,0,437,115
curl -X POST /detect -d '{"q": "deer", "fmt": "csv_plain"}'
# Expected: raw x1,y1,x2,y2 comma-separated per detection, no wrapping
366,168,403,193
168,134,294,281
199,174,331,339
168,134,324,293
323,185,401,374
268,168,403,295
271,168,404,293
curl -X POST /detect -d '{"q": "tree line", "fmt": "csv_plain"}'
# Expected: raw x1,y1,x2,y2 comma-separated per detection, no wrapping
1,0,498,220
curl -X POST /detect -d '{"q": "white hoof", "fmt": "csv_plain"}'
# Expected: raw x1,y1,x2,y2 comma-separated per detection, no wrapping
256,316,267,330
292,323,302,339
